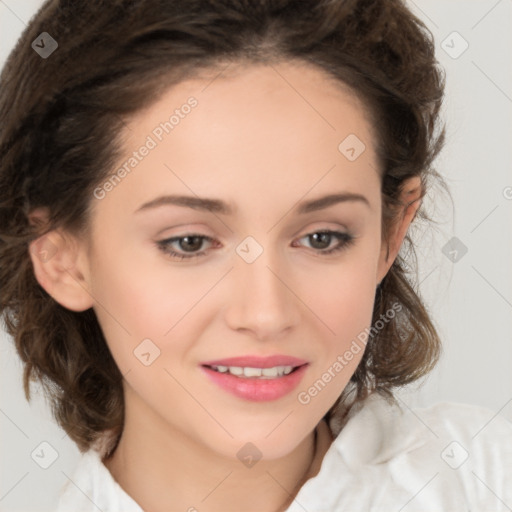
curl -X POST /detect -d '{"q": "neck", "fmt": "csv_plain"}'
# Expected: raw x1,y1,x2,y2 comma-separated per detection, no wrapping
103,389,333,512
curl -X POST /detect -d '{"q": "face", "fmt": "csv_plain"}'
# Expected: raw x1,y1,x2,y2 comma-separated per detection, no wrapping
80,61,388,460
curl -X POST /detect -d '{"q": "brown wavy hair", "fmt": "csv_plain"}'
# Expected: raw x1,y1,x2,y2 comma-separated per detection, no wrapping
0,0,446,454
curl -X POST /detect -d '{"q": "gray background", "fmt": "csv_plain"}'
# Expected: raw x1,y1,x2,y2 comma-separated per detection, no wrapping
1,0,511,510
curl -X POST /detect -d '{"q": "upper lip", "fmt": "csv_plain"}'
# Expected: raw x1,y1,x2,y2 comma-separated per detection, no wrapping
201,355,308,368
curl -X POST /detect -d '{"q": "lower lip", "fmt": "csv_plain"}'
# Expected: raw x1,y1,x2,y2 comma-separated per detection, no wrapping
200,364,308,402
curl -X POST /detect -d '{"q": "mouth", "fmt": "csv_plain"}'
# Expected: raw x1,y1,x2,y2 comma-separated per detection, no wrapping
199,355,309,401
202,363,305,379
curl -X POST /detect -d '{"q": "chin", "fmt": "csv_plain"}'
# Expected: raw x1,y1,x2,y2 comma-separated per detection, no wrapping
198,418,313,462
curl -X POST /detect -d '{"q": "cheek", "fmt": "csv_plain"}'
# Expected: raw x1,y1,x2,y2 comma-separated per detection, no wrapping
295,244,380,401
88,241,217,374
316,267,376,330
295,296,375,420
303,246,380,340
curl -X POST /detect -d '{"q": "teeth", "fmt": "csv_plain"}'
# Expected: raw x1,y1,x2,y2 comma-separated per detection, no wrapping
262,367,278,377
211,365,295,378
243,367,262,377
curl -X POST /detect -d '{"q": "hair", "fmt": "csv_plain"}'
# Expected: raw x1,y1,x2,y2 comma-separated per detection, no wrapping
0,0,446,455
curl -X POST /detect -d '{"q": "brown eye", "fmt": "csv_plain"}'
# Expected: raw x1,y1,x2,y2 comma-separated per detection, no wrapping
295,230,355,255
157,234,214,260
177,235,205,252
308,232,333,250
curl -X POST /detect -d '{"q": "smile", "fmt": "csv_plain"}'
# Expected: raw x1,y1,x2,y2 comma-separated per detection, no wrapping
206,365,296,378
200,355,309,401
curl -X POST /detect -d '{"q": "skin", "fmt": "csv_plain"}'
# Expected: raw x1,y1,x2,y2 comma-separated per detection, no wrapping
29,61,421,512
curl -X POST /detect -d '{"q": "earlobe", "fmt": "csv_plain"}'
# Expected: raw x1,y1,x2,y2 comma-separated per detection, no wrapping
376,176,423,283
29,229,94,312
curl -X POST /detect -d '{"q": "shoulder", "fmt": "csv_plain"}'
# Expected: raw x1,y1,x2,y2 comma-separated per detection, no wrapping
298,394,512,511
390,397,512,476
56,449,143,512
332,393,512,463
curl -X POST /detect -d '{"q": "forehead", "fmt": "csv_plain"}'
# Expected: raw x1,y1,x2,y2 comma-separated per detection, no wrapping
92,61,380,222
130,60,377,158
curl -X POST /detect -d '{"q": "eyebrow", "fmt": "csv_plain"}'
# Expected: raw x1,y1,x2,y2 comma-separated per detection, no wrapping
134,192,370,215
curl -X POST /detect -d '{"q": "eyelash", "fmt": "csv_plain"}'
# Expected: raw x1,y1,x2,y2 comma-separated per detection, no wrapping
156,230,355,261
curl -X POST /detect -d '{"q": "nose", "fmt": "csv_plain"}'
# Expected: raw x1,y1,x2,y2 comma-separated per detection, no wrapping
224,242,301,341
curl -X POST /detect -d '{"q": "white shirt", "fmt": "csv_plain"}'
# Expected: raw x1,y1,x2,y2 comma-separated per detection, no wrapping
56,394,512,511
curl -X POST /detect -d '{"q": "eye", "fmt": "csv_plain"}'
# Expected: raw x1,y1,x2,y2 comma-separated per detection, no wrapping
156,230,355,261
293,230,355,255
156,234,215,260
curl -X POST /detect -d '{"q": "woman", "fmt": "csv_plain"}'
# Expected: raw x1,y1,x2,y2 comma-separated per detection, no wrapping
0,0,510,510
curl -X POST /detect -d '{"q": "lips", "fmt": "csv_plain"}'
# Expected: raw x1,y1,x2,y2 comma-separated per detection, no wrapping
199,354,309,402
201,355,308,369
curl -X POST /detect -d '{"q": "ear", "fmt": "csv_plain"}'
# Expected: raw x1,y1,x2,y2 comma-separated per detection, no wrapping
28,208,94,312
376,176,422,284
